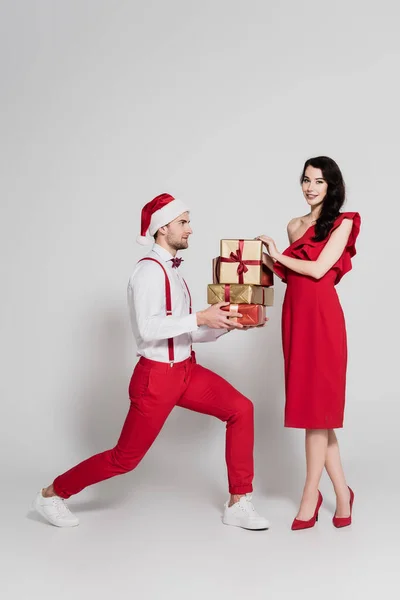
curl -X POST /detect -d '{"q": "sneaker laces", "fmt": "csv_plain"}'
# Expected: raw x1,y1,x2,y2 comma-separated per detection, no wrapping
241,495,261,517
52,496,73,518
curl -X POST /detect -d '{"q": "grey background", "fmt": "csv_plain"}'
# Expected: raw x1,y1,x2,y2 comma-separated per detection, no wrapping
1,1,398,599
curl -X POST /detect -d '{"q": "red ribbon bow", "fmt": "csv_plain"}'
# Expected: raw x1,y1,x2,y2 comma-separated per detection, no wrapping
171,257,183,268
229,245,248,277
219,240,261,284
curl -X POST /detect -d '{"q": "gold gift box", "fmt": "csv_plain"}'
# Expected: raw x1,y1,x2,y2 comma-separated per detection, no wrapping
207,284,274,306
212,257,274,286
219,239,264,285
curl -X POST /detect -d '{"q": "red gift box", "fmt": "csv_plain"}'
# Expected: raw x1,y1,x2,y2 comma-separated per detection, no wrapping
221,303,266,327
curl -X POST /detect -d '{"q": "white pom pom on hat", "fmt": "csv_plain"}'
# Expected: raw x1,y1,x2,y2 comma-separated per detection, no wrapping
137,193,189,245
136,234,151,246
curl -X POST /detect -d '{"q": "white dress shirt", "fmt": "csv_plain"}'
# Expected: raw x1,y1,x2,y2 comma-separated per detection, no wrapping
127,244,226,363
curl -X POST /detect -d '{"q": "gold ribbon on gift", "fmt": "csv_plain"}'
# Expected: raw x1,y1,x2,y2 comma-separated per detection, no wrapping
228,304,240,323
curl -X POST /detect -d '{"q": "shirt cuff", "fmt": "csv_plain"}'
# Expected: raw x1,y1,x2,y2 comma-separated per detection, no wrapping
214,329,229,338
186,313,199,332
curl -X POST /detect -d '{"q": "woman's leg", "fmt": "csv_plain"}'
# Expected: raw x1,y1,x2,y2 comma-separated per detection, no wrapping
324,429,351,517
296,429,328,520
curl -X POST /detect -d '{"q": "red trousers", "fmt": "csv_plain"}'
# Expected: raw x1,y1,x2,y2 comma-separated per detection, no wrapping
53,353,254,498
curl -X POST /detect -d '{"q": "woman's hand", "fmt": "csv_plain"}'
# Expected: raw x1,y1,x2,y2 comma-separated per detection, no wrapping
256,235,280,260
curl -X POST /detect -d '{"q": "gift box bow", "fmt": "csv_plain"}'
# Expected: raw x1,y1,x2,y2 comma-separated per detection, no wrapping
219,239,261,284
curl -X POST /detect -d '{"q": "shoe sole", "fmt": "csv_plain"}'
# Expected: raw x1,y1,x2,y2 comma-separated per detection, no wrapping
222,516,269,530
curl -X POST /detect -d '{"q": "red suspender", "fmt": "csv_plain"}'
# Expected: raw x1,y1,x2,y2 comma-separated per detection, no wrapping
182,279,192,314
139,258,174,364
182,278,193,355
138,258,193,364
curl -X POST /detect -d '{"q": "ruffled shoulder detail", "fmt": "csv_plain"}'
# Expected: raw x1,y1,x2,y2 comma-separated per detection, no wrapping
275,212,361,284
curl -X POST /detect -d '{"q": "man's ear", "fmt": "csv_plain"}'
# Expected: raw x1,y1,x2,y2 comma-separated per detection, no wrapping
158,225,168,237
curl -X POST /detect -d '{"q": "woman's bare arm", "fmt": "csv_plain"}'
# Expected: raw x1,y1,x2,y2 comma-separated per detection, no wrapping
274,219,353,280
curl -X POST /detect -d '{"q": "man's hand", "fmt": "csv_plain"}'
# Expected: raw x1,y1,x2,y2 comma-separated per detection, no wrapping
196,302,243,330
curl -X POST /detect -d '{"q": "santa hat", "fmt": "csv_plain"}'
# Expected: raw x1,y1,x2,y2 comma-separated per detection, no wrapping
137,193,189,245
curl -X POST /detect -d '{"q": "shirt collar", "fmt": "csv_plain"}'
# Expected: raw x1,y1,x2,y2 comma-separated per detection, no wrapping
152,243,178,264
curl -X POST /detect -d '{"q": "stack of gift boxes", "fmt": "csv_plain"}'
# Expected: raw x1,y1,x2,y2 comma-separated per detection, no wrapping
207,239,274,326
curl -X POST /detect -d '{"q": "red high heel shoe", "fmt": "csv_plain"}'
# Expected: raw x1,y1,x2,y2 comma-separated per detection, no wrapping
291,491,323,531
332,487,354,528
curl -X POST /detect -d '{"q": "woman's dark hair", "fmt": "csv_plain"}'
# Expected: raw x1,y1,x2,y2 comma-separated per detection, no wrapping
300,156,346,241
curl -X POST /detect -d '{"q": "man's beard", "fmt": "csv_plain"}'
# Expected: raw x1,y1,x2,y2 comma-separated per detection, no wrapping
169,237,189,251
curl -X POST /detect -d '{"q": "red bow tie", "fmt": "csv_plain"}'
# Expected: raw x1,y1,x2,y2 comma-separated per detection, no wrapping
171,257,183,268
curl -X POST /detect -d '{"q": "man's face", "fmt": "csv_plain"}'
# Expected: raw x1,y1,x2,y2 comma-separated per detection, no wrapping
160,212,192,250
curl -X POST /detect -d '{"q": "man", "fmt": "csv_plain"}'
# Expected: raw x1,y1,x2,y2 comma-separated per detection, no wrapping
33,193,269,530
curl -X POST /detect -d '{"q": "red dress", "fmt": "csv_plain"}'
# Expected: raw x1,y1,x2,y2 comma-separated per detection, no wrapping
274,212,361,429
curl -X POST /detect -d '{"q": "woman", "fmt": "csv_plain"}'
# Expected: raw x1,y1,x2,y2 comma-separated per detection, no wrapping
258,156,360,530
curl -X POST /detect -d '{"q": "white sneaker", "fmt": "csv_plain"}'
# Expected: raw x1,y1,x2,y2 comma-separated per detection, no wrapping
33,490,79,527
222,495,270,530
